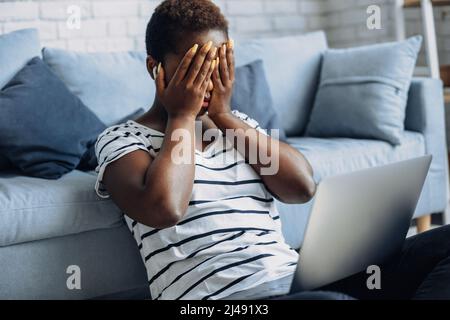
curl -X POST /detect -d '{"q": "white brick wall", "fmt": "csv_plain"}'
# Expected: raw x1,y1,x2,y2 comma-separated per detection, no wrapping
321,0,450,68
0,2,39,21
0,0,326,51
0,0,448,66
320,0,396,48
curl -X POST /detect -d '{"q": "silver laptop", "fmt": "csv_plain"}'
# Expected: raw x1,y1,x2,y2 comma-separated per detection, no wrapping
290,155,432,293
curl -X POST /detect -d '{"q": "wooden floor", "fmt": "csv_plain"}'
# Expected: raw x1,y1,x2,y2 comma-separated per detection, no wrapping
408,213,444,237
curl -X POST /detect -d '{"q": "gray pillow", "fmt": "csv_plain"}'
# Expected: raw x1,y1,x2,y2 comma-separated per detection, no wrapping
306,36,422,145
232,60,286,141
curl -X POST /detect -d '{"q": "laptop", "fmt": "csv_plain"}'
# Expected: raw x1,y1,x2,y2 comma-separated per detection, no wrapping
289,155,432,293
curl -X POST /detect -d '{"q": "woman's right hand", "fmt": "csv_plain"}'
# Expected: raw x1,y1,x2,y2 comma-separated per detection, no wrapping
155,41,217,119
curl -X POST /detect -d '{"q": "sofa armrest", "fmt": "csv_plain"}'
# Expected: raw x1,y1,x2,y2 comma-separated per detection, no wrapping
405,78,444,133
405,77,449,215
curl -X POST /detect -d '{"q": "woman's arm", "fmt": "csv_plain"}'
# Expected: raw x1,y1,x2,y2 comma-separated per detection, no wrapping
101,43,216,228
102,116,196,229
210,113,316,204
209,41,316,204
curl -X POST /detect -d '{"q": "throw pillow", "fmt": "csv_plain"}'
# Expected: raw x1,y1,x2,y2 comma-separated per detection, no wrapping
305,36,422,145
0,57,106,179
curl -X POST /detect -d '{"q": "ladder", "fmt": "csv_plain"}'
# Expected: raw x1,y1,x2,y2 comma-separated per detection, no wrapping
395,0,450,103
395,0,450,232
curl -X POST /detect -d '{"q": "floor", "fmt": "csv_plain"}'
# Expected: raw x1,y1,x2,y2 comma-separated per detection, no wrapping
407,213,443,237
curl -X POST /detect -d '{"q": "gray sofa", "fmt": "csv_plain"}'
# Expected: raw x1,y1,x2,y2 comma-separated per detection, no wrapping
0,29,448,299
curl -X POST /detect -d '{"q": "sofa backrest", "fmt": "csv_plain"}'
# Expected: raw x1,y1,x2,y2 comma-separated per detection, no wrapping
42,48,153,126
2,28,328,136
234,31,328,137
0,28,41,89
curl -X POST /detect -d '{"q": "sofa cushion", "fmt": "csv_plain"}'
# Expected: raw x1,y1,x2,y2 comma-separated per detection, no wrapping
232,60,286,140
306,36,422,145
277,131,426,249
0,225,149,299
0,28,41,90
0,57,106,179
42,48,153,126
0,170,123,247
234,31,328,136
0,28,41,171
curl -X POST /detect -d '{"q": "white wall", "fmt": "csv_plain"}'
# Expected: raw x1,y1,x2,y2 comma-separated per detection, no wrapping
0,0,326,52
320,0,396,48
0,0,448,64
321,0,450,68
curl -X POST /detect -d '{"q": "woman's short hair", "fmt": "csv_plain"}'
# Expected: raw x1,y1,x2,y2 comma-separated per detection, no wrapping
145,0,229,61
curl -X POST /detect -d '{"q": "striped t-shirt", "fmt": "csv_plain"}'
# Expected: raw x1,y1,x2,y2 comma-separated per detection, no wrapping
94,110,298,300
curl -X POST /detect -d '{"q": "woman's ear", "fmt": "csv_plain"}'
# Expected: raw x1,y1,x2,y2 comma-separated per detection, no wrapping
146,55,158,80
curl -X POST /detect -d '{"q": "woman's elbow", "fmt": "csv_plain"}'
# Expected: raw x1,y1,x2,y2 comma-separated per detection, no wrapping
281,174,316,204
136,201,185,229
301,177,317,202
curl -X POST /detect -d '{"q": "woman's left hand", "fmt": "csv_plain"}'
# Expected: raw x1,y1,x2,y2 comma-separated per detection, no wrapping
208,39,235,119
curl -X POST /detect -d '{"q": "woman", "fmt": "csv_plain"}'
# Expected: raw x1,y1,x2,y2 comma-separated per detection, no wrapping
95,0,450,300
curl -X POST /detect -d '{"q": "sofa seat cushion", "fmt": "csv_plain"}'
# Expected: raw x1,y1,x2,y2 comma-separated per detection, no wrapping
288,130,425,182
277,130,425,249
0,170,123,247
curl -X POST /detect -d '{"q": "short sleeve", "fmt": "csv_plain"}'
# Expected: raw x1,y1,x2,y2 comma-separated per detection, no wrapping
94,127,150,198
231,110,268,136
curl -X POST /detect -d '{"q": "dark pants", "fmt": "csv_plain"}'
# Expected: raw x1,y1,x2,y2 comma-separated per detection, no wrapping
272,224,450,300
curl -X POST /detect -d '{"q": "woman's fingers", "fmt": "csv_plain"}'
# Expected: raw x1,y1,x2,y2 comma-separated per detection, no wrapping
219,43,230,85
211,57,223,88
193,46,217,87
200,58,217,92
155,63,165,97
227,39,235,82
171,44,198,84
186,41,213,85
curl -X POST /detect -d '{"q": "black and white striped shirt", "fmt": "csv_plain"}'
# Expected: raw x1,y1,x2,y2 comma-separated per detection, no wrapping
94,110,298,300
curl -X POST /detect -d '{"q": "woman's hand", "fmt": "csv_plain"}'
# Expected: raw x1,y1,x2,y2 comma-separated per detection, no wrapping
208,39,234,120
156,41,217,119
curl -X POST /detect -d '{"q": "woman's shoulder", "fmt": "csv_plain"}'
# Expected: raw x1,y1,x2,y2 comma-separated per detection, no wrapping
98,120,163,138
98,120,164,142
95,120,164,159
